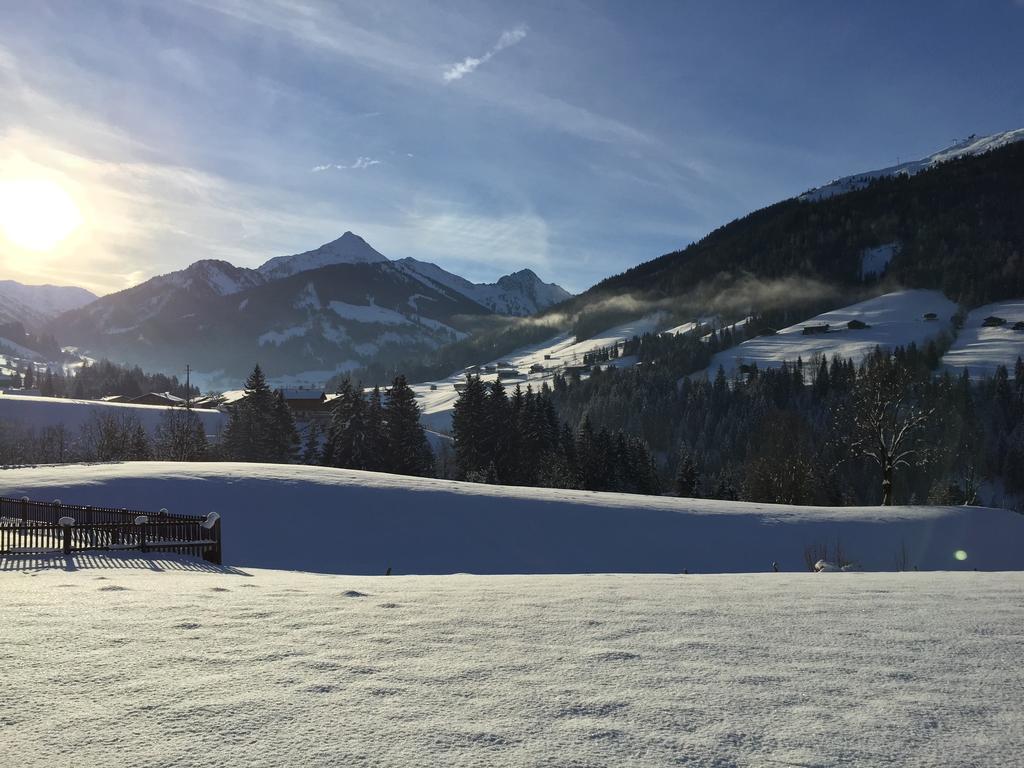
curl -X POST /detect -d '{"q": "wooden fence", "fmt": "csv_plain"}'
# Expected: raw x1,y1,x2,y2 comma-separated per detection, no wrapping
0,496,222,564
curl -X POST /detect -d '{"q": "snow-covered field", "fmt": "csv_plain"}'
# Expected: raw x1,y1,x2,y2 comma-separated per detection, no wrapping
0,393,227,439
2,462,1022,574
703,290,957,379
1,563,1021,767
943,300,1024,379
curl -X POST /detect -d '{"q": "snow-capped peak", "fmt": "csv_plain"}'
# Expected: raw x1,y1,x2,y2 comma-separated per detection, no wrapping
258,231,389,280
801,127,1024,202
156,259,264,297
393,258,572,317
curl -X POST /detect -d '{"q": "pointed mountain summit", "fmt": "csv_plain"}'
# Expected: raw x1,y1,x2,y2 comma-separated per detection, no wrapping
258,231,388,280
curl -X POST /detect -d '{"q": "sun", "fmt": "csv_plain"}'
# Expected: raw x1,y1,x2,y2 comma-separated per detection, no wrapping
0,178,84,252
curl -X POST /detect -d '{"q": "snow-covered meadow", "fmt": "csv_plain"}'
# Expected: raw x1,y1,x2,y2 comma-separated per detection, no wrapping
1,563,1021,767
943,300,1024,379
704,290,957,379
2,462,1022,574
0,393,227,439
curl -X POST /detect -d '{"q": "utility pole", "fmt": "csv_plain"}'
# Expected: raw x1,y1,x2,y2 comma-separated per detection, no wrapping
186,364,191,411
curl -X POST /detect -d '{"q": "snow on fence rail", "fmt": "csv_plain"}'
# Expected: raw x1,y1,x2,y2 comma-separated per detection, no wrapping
0,496,222,564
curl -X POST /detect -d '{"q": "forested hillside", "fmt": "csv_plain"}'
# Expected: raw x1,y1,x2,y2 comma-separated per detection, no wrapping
556,141,1024,335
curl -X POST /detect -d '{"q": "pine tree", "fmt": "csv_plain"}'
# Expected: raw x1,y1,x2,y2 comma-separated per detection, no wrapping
364,386,386,471
129,422,151,460
451,375,489,479
301,422,322,465
324,380,368,469
383,375,433,476
271,390,299,463
223,364,277,461
674,446,699,497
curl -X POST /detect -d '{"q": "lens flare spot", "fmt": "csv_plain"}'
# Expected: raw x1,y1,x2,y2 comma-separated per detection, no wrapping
954,549,968,562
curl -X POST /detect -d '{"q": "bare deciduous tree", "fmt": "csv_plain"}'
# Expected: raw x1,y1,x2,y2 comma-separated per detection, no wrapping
852,357,935,506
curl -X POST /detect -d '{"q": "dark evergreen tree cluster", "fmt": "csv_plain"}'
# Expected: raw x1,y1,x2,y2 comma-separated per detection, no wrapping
322,375,434,477
550,333,1024,507
222,365,299,463
450,376,659,494
13,358,199,401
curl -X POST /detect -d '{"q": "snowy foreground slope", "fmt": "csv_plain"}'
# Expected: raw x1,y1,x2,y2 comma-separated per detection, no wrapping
0,564,1021,767
2,462,1022,574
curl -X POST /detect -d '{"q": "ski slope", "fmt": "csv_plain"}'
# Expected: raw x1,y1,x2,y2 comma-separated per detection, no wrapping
1,564,1021,767
0,393,227,438
1,462,1021,575
413,315,666,433
702,290,957,379
942,300,1024,379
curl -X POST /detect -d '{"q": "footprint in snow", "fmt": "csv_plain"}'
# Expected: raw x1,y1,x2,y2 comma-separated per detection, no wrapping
175,622,201,630
98,585,129,592
342,590,368,598
592,650,640,662
209,586,230,592
304,683,336,694
378,602,399,609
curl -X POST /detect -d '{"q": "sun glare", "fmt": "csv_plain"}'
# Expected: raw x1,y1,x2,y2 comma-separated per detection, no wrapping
0,178,83,252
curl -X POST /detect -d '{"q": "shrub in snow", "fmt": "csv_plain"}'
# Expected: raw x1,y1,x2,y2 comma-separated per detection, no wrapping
58,516,75,527
982,316,1006,327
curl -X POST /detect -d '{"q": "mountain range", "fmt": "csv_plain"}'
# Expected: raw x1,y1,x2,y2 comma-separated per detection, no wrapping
43,232,570,388
0,280,96,329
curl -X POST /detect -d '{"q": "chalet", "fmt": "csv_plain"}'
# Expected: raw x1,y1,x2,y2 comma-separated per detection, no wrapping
128,392,186,407
801,324,830,336
429,384,438,391
0,373,21,389
529,364,545,374
281,389,331,422
497,369,525,381
847,319,870,330
190,394,225,409
982,316,1007,327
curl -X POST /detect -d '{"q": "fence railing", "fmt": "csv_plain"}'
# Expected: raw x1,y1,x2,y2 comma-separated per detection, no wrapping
0,496,222,564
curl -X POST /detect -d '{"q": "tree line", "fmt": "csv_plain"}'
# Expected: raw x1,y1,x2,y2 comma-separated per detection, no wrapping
450,375,660,494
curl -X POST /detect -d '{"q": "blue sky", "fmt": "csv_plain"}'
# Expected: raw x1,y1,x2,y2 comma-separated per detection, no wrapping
0,0,1022,295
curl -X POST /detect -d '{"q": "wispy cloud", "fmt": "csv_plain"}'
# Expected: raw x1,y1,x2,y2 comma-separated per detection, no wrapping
311,156,381,172
443,24,528,82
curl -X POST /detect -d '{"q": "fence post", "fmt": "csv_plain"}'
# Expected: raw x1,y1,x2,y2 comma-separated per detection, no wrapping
201,512,222,565
59,516,75,555
85,506,95,547
20,496,28,527
135,515,148,553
